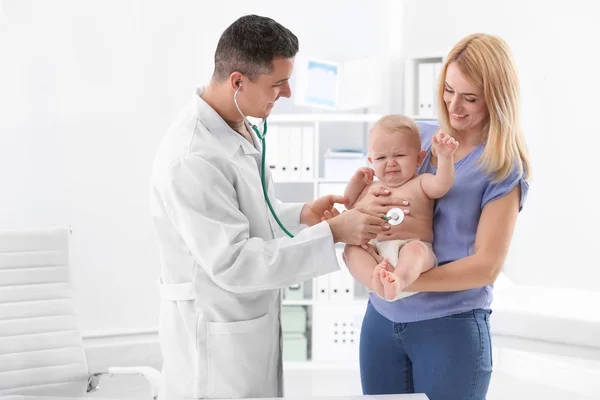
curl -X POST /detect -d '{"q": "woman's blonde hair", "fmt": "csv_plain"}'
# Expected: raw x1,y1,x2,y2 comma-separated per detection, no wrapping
437,33,531,182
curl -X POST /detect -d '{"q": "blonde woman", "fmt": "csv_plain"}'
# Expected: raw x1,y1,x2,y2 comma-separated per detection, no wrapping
345,33,532,400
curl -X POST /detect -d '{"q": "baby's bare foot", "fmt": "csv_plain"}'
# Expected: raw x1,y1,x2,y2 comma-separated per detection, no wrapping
380,271,405,301
371,264,386,298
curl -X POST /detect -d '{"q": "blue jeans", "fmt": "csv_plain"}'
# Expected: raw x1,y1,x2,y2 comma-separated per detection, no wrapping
360,301,493,400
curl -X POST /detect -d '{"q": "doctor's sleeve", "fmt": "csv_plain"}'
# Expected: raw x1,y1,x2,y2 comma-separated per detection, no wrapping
161,156,340,293
272,200,304,235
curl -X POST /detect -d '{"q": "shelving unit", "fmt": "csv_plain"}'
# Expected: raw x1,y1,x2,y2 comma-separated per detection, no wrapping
270,112,436,367
403,55,444,118
267,113,435,198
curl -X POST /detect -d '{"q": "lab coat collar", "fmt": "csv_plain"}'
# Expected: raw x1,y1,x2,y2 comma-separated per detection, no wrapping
193,87,260,157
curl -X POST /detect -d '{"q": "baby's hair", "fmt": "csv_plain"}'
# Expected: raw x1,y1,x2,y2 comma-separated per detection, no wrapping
371,115,421,150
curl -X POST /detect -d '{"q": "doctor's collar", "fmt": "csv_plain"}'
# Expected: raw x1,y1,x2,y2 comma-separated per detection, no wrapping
193,87,259,157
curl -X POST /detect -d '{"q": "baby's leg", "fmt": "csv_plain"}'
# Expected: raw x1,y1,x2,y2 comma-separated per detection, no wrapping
371,259,392,298
343,245,383,293
380,240,436,301
371,240,403,298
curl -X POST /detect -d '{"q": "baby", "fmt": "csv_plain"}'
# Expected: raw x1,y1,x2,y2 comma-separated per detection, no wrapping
343,115,458,301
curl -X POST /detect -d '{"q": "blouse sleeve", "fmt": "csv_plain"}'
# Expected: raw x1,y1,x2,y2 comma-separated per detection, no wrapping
481,167,529,211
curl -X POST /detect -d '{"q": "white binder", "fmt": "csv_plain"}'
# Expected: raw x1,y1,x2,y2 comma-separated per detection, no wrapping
289,127,302,181
265,125,280,182
418,62,435,118
277,127,291,181
301,126,315,181
432,62,442,117
315,274,330,301
329,270,342,300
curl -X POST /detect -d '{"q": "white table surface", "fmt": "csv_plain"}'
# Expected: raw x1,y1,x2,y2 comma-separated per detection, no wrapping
2,395,428,400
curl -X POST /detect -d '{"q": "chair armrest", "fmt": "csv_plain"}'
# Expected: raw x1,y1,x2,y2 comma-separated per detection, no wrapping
87,366,161,399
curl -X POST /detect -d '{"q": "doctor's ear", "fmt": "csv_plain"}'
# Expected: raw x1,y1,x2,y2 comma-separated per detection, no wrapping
230,73,244,91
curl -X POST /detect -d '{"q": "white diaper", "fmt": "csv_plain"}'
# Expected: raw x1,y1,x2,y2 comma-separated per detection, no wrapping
369,238,436,301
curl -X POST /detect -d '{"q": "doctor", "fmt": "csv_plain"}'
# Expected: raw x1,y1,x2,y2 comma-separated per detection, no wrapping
150,15,393,399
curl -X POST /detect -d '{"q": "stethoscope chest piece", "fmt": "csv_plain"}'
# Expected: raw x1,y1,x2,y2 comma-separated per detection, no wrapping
385,207,404,226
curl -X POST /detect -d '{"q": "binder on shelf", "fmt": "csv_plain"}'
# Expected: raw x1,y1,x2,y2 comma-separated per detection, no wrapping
418,62,435,118
301,126,315,181
328,270,342,300
432,62,442,117
265,125,281,181
289,127,303,181
277,127,291,181
315,274,330,301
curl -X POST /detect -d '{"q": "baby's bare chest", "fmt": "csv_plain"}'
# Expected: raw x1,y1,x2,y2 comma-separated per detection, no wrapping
356,179,430,210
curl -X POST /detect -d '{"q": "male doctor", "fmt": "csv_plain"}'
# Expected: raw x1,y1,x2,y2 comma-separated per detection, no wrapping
150,15,391,399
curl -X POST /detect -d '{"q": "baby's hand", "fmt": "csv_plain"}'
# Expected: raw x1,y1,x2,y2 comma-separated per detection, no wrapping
432,132,459,158
354,167,375,185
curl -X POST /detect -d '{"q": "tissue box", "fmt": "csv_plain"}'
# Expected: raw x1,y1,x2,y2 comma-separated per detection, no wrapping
324,148,367,181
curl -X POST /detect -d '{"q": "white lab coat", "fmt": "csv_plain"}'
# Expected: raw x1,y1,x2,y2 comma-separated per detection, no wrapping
150,87,340,399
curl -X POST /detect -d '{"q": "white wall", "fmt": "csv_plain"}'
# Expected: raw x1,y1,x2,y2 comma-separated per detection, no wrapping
399,0,600,291
4,0,596,336
0,0,392,333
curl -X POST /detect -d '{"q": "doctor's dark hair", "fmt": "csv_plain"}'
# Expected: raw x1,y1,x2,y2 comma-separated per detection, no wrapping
212,15,299,82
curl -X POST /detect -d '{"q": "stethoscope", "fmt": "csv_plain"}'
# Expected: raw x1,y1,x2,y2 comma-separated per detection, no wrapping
382,208,404,225
233,84,406,238
234,83,295,238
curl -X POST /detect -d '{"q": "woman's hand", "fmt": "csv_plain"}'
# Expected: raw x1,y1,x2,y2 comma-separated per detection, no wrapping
359,243,385,265
364,186,411,218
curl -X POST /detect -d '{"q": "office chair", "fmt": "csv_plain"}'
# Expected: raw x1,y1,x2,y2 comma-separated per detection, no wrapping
0,227,160,399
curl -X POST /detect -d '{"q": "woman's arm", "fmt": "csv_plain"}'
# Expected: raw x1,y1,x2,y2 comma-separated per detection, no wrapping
405,185,521,292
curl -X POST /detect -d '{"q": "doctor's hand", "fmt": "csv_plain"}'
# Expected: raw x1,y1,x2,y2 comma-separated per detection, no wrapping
321,207,340,221
301,195,349,227
326,208,390,246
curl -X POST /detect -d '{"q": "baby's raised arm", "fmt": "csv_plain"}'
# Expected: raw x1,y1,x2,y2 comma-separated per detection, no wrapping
344,167,375,208
421,133,459,199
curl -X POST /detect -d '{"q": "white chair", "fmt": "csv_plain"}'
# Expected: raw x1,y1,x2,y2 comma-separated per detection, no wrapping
0,227,160,398
491,273,600,361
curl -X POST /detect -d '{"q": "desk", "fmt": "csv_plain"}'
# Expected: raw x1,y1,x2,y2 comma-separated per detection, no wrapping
2,395,429,400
